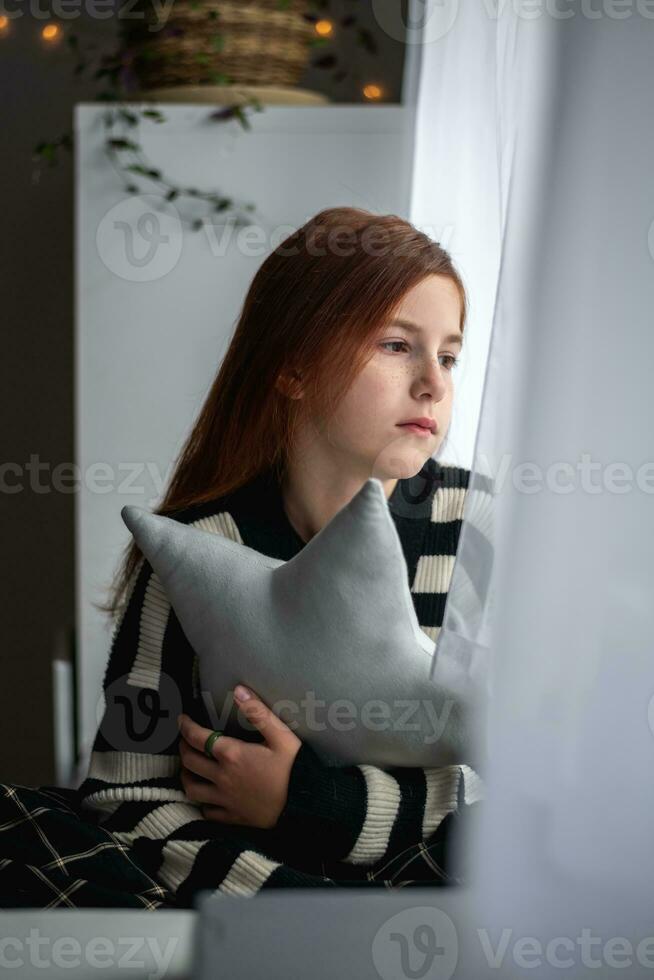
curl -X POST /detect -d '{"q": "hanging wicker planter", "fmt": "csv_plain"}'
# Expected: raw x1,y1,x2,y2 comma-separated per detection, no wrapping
121,0,315,91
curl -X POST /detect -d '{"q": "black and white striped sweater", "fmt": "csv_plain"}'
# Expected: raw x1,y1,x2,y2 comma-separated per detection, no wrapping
77,458,484,905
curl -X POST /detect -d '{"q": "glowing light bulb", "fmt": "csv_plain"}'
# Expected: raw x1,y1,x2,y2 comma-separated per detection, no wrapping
363,84,383,101
0,15,10,32
315,19,333,37
42,23,61,41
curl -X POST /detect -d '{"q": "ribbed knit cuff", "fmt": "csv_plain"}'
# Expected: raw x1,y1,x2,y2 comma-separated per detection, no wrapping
273,742,368,862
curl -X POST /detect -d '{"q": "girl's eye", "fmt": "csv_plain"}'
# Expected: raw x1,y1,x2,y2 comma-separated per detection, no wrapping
439,354,460,371
380,342,460,371
380,341,410,354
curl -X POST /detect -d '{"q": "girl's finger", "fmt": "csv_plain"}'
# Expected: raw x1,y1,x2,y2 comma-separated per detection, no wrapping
178,714,238,758
179,739,221,781
180,767,223,806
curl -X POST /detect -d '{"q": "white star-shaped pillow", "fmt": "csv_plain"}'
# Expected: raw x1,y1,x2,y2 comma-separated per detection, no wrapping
121,478,472,767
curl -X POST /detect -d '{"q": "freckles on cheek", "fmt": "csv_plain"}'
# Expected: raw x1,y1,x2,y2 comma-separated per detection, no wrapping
372,359,409,389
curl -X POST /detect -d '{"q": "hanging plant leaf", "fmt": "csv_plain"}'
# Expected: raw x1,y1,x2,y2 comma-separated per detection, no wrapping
166,189,179,201
357,27,377,55
141,108,167,123
33,141,57,165
308,37,330,48
118,108,139,126
124,164,155,177
210,72,232,84
107,137,140,152
208,106,238,121
233,107,251,131
94,66,120,81
313,53,337,69
210,34,224,51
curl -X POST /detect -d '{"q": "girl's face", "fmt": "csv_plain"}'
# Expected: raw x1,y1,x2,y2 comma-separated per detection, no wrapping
313,274,464,481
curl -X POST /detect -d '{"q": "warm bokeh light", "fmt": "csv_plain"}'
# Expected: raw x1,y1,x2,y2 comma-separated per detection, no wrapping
362,84,383,101
41,23,61,41
315,19,333,37
0,15,10,32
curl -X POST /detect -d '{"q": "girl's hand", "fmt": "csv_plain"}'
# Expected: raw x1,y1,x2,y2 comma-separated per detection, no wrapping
177,685,302,830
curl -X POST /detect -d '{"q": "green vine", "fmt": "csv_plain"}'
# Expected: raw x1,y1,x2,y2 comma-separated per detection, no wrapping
32,0,379,231
101,105,259,232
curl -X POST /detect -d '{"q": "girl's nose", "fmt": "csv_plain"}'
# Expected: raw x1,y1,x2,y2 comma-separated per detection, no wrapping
413,357,447,400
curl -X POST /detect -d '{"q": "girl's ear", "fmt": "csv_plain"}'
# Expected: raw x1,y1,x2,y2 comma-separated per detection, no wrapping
275,369,305,400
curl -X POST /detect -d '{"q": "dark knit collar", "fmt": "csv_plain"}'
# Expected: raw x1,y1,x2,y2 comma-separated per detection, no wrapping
216,458,441,587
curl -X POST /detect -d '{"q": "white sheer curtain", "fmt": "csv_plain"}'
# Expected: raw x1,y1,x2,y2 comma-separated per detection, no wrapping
414,0,654,949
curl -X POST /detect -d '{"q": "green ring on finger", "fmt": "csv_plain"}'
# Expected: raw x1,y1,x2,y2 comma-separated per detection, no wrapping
204,730,224,759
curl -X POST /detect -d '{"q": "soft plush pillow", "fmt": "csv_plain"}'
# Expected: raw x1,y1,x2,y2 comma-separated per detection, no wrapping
121,478,473,768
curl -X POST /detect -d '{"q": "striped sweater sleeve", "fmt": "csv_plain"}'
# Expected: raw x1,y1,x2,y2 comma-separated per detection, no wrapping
78,556,314,903
77,556,209,899
77,548,482,904
272,743,484,867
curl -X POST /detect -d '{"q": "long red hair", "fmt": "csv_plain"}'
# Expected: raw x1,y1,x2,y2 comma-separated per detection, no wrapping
98,207,468,618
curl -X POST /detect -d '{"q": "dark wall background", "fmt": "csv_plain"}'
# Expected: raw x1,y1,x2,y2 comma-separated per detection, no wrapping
0,1,407,785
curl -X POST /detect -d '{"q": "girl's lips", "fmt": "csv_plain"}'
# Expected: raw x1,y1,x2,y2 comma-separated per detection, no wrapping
397,423,432,437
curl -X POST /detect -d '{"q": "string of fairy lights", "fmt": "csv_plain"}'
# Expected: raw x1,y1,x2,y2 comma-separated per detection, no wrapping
0,14,63,42
0,12,384,101
313,17,383,100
